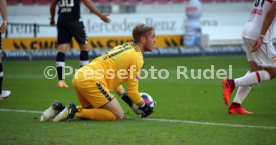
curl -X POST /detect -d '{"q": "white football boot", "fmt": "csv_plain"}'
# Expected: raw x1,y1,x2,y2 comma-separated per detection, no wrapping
0,90,11,100
53,103,77,122
40,102,64,121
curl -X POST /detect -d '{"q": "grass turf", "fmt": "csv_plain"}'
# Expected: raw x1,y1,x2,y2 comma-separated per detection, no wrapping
0,55,275,145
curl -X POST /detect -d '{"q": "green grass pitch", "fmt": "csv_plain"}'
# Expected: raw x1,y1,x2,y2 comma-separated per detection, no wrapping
0,55,275,145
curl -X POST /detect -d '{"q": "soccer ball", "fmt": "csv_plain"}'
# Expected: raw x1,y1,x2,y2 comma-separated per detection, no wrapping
131,92,156,116
140,92,156,108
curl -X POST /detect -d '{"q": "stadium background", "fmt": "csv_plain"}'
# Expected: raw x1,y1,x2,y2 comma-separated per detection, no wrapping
4,0,276,59
1,1,276,145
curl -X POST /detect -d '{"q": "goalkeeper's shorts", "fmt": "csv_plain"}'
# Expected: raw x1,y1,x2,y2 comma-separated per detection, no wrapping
72,69,114,108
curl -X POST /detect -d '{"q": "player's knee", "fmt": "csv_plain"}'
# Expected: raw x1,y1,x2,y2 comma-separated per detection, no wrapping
264,68,276,79
58,44,68,52
112,109,124,120
269,72,276,79
250,67,259,72
79,44,88,51
272,68,276,79
249,61,259,71
115,112,124,120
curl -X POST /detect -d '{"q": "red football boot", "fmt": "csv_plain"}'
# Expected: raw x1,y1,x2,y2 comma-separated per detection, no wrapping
228,103,253,114
222,79,235,106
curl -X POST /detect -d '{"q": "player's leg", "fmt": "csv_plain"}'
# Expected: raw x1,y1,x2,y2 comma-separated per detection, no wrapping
79,44,89,67
229,61,259,113
74,98,123,121
0,34,10,100
101,97,124,120
56,23,72,88
52,74,91,121
68,21,89,67
74,71,124,120
56,44,69,88
228,67,274,114
223,38,256,106
229,69,271,88
264,67,276,79
232,59,261,106
55,90,121,121
54,72,123,121
232,41,276,87
232,71,252,104
74,81,124,120
224,39,276,114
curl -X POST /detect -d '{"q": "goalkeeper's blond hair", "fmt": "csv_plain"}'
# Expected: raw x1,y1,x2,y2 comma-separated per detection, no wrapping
132,24,155,44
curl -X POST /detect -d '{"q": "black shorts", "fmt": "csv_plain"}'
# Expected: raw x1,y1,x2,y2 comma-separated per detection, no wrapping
57,21,87,45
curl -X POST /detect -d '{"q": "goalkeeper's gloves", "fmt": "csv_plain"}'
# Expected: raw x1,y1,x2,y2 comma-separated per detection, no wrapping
121,93,144,115
121,92,133,107
139,103,153,118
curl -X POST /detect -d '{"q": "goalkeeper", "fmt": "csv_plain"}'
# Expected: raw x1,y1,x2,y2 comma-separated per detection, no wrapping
41,24,156,121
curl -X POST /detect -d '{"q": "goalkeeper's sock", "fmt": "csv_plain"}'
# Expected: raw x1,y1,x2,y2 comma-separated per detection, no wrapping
56,52,65,81
0,63,3,94
74,108,117,121
80,50,89,67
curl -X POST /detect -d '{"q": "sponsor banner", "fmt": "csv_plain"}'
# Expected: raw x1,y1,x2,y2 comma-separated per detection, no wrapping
3,46,245,60
3,37,58,50
8,13,275,41
3,35,182,50
86,35,182,49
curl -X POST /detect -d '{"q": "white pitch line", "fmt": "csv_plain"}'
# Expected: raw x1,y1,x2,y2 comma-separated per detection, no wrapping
1,108,276,130
0,108,42,114
143,118,276,130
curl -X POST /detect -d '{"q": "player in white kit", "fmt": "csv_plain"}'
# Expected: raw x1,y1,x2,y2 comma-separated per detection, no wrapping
222,0,276,114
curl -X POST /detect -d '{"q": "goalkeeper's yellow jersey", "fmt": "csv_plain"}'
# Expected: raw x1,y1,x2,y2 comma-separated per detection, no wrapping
85,42,144,105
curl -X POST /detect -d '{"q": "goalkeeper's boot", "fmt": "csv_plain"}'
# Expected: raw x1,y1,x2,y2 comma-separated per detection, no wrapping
53,103,77,122
228,103,253,114
40,102,65,121
57,81,68,88
0,90,11,100
222,79,235,106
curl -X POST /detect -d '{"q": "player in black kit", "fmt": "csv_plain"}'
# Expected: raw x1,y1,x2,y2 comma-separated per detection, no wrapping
0,0,11,100
50,0,111,88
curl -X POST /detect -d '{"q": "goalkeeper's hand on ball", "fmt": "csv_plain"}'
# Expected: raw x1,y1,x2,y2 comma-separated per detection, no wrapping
138,103,153,118
120,92,155,117
120,93,145,116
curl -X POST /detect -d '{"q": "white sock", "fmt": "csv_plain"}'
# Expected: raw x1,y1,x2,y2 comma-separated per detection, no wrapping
233,71,252,104
80,60,89,67
234,70,270,87
233,85,252,104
